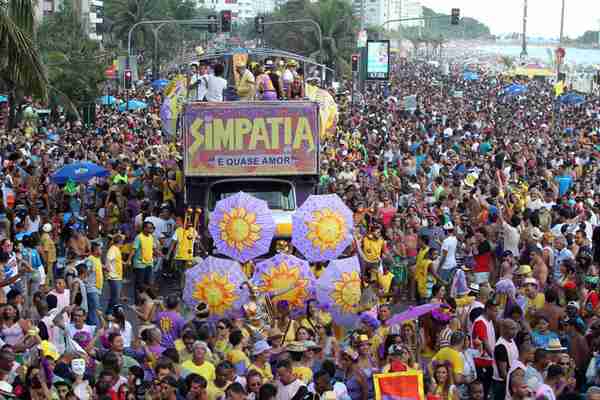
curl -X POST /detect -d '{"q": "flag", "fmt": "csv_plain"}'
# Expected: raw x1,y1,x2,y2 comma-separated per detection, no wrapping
554,80,565,97
305,84,338,140
373,371,425,400
160,75,188,136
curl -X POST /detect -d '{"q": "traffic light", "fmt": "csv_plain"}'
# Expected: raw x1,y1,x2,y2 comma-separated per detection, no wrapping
351,54,359,72
255,16,264,34
124,69,132,89
208,14,217,33
451,8,460,25
220,10,232,33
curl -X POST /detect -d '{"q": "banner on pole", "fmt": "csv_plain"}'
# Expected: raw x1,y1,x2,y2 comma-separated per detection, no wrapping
373,371,425,400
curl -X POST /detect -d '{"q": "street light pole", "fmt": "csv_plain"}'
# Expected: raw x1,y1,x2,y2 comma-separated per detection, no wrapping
559,0,565,44
127,18,217,60
521,0,528,58
261,19,323,62
152,23,168,80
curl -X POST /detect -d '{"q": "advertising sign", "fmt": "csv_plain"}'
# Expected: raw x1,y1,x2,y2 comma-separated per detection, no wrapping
184,101,319,177
366,40,390,80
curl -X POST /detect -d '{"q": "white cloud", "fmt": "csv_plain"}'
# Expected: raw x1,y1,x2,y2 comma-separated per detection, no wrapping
419,0,600,38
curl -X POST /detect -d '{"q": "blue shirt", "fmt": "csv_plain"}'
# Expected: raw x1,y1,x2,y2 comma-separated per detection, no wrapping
555,175,573,197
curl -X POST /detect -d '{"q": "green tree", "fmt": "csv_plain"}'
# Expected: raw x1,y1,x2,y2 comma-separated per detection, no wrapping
499,55,515,70
576,30,600,45
104,0,162,49
37,0,105,116
262,0,357,75
0,0,48,128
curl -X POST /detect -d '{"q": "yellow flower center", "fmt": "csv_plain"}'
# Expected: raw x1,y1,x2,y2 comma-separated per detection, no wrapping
205,285,223,305
315,215,343,245
340,283,360,306
228,218,251,243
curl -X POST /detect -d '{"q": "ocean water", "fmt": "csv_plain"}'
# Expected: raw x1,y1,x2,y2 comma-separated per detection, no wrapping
476,44,600,65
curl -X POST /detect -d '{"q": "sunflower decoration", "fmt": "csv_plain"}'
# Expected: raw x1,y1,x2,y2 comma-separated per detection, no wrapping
253,254,315,310
292,194,353,262
219,207,261,251
330,271,362,313
316,256,362,327
306,208,348,251
193,272,238,315
260,262,309,308
209,193,276,263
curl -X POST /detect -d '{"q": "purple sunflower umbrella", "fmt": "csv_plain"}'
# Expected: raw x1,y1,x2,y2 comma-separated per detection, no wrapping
209,192,276,263
183,256,249,319
252,253,315,311
292,194,353,262
316,256,362,327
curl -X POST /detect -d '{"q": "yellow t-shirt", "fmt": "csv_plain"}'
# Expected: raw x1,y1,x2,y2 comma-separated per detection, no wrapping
174,227,196,261
292,365,313,384
415,246,432,298
432,347,464,375
138,233,154,264
378,271,394,293
362,237,384,263
87,255,103,291
181,360,216,382
106,245,123,281
248,362,273,381
225,348,251,374
207,382,226,400
40,233,56,263
174,340,193,363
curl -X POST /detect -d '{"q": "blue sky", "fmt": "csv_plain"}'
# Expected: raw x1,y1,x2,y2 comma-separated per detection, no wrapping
420,0,600,38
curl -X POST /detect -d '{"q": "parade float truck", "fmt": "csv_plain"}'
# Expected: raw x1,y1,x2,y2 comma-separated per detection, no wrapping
183,100,320,245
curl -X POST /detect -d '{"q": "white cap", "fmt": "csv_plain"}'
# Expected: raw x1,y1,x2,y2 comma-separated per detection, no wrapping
42,223,52,233
443,221,454,230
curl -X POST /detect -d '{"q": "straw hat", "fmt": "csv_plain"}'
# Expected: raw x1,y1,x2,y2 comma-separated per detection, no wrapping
545,338,567,352
286,341,307,353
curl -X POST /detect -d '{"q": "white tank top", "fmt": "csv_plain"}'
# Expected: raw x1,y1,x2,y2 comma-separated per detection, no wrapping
493,337,519,381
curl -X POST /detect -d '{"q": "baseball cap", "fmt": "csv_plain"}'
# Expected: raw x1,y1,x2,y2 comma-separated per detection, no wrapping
252,340,272,356
566,301,580,310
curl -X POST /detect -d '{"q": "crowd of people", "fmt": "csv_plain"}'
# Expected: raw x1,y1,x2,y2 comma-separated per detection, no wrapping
2,47,600,400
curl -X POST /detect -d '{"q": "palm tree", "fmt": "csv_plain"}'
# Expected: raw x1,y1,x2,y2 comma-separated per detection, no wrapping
0,0,48,128
306,0,357,74
104,0,162,50
500,55,515,70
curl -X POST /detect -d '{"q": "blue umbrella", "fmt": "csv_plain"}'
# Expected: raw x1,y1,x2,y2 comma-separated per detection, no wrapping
118,99,147,112
151,79,169,89
0,95,7,102
503,83,527,96
51,162,110,185
97,95,116,105
559,92,585,106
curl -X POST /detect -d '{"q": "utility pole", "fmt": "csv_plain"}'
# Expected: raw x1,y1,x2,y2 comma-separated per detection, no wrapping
520,0,528,58
559,0,565,44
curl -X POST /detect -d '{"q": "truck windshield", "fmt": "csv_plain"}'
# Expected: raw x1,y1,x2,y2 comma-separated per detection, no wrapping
209,181,295,211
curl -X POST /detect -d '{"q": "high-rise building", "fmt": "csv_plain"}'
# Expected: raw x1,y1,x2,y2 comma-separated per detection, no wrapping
81,0,104,41
33,0,104,41
352,0,422,31
198,0,276,19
